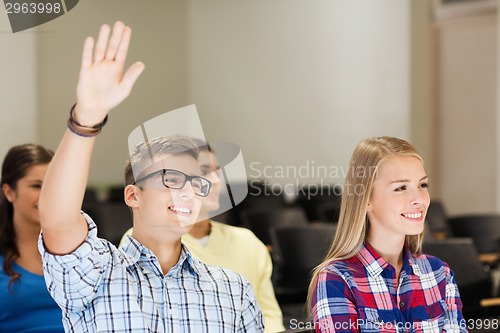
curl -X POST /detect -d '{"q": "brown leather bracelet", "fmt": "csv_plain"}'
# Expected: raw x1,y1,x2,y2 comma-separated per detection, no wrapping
67,103,108,137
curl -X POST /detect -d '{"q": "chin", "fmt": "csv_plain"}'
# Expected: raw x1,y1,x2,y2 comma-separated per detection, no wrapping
178,219,199,228
178,223,194,233
163,223,194,237
200,203,219,215
407,227,424,236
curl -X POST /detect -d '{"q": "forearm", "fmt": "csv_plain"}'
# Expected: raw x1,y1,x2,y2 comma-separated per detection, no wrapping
39,124,96,254
39,21,143,254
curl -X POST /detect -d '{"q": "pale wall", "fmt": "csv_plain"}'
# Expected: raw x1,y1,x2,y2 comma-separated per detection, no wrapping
435,15,498,215
410,0,436,194
36,0,188,186
186,0,411,189
6,1,411,190
0,11,37,158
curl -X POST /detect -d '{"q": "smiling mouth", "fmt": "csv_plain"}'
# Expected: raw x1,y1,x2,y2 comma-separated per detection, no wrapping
401,212,423,220
168,206,192,215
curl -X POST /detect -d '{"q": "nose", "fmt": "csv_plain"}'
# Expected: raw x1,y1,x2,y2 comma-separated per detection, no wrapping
177,180,196,199
410,187,430,208
209,170,220,185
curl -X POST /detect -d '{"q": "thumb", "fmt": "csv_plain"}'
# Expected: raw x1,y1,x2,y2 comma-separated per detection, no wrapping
121,62,145,96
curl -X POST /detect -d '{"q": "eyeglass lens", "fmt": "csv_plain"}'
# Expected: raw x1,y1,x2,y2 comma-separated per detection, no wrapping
163,170,210,196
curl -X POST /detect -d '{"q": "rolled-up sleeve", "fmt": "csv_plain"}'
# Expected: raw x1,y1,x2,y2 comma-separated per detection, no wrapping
38,213,112,313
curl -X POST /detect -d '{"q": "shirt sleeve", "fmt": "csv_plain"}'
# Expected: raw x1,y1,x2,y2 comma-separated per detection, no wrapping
311,269,360,333
38,212,113,314
238,278,265,333
442,263,468,333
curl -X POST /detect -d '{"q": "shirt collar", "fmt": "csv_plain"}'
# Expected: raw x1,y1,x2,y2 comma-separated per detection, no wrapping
406,249,422,276
119,235,200,277
356,242,388,277
356,242,421,277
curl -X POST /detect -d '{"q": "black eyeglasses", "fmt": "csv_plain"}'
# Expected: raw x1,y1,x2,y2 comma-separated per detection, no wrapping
133,169,212,197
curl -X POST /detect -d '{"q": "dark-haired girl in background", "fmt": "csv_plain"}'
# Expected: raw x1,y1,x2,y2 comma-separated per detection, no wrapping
0,143,64,332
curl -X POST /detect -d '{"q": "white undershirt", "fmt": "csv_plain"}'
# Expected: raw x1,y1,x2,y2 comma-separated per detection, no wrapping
194,235,210,247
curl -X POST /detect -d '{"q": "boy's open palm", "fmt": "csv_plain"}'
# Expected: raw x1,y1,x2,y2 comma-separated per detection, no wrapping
75,21,145,126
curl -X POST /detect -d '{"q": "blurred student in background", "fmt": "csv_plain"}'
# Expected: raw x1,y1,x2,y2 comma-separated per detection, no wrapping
0,143,64,332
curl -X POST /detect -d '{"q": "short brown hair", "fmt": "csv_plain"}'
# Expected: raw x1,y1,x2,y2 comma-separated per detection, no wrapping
124,136,199,186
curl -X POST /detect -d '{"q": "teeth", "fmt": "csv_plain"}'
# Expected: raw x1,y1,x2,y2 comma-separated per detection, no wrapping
403,212,422,219
170,206,191,214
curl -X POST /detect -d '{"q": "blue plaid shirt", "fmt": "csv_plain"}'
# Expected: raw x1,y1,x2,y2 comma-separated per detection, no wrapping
38,213,264,333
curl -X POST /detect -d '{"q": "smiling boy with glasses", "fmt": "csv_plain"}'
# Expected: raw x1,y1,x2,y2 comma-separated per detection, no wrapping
37,21,264,332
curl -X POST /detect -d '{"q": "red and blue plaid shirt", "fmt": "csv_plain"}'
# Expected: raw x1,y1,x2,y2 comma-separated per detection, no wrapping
311,242,467,333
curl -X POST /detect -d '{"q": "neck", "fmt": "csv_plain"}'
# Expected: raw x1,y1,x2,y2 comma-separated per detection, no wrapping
150,240,183,275
366,231,405,270
13,218,43,275
371,243,404,270
189,219,211,239
131,226,185,275
139,236,183,274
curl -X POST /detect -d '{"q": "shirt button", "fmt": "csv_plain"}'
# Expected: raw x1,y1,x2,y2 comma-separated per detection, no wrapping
399,301,404,308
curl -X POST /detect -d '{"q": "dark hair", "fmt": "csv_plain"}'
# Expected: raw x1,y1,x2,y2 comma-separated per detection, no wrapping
190,138,212,153
124,136,199,186
0,144,54,288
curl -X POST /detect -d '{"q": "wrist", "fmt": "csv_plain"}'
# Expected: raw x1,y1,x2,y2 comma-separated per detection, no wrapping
72,104,108,127
67,103,108,138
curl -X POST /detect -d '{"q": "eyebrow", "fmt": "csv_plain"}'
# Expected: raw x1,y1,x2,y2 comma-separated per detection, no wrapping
389,176,428,184
200,164,219,170
27,179,43,183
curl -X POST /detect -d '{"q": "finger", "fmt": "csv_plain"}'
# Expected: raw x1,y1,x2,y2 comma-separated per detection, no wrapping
114,26,131,65
120,62,145,95
93,24,111,63
105,21,125,61
81,36,94,70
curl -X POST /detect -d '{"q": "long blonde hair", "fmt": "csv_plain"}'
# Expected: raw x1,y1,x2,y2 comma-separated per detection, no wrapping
307,136,426,310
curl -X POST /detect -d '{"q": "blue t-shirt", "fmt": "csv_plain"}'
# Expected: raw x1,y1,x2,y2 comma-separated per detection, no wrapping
0,256,64,333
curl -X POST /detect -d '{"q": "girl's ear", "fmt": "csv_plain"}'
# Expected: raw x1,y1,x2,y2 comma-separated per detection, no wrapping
2,183,15,202
124,185,139,208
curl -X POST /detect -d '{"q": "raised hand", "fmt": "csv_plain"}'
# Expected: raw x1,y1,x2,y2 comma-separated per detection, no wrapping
74,21,145,126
